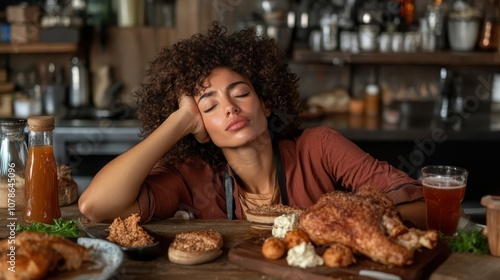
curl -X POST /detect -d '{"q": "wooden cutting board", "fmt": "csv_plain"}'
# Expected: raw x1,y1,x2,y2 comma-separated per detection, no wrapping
228,236,451,280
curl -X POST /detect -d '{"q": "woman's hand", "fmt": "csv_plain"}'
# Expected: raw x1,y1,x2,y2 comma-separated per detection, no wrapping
178,95,210,143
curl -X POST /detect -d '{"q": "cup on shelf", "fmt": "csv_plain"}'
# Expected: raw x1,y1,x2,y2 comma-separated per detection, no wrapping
378,32,392,53
358,24,379,52
404,32,420,53
391,32,404,53
340,31,352,52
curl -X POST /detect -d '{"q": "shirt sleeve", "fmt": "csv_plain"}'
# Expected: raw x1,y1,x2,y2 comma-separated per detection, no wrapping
313,126,424,204
137,164,192,223
385,184,424,205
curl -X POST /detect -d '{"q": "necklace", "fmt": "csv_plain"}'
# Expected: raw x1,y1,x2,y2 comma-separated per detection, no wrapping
238,175,279,214
224,140,288,220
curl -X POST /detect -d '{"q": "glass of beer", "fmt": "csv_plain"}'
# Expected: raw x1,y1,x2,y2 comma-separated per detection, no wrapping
421,165,468,236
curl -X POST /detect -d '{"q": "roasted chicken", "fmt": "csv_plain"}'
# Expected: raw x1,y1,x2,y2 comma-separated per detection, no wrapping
299,189,438,266
0,231,90,280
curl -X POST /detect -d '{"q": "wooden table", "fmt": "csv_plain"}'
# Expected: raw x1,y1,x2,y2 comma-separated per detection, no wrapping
1,203,281,280
1,204,499,280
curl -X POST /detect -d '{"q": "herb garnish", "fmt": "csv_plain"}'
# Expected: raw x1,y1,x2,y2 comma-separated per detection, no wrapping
446,230,489,255
16,218,80,237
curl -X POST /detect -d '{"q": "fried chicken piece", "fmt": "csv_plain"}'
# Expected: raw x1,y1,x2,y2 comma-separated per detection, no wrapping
299,189,438,266
107,213,154,247
0,231,90,280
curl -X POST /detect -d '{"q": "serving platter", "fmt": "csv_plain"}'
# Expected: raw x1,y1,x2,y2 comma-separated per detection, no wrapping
81,224,165,261
49,237,123,280
229,235,451,280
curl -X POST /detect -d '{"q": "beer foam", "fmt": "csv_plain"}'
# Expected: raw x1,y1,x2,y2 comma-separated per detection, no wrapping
423,177,465,189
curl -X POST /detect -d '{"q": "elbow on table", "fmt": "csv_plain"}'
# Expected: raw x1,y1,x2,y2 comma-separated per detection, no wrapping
78,195,108,223
78,193,140,222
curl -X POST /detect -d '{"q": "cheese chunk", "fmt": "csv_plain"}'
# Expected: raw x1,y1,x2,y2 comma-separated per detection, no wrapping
272,213,299,239
286,242,324,268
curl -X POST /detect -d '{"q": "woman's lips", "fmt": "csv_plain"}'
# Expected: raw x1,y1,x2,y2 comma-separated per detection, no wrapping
226,117,250,131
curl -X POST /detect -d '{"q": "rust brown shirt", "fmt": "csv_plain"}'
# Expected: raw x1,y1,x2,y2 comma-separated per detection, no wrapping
137,126,423,222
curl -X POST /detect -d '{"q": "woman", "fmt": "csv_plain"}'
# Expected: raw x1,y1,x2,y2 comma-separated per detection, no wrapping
78,22,426,228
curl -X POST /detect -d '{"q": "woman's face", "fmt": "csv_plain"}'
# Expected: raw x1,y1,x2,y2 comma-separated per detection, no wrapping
195,67,269,148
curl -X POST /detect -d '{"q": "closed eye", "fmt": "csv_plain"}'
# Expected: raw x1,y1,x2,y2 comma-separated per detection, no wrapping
235,92,250,98
203,92,250,112
203,105,216,113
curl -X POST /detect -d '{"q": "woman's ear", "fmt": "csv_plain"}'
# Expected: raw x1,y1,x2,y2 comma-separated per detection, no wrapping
260,99,272,117
265,107,271,117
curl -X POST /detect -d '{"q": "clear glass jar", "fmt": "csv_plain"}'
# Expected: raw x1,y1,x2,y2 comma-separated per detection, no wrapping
23,116,60,224
0,118,28,211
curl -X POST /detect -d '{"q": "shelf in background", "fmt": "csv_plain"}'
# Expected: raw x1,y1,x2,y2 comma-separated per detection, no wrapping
293,48,500,66
0,42,78,54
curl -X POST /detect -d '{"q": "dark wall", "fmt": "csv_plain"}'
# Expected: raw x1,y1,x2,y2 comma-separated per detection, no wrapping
356,140,500,204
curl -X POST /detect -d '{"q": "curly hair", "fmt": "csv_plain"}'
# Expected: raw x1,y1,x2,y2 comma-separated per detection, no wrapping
134,21,302,169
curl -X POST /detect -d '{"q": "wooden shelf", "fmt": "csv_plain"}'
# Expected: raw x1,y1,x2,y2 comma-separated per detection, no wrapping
0,43,78,54
293,48,500,66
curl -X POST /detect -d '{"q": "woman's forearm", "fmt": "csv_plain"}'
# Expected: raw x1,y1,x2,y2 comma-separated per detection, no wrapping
78,110,194,222
397,200,427,230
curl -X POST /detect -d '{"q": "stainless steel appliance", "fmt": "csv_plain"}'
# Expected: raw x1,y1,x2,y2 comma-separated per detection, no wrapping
54,119,142,195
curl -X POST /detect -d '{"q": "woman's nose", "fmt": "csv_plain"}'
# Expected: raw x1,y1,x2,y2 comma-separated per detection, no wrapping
226,105,239,116
225,103,239,116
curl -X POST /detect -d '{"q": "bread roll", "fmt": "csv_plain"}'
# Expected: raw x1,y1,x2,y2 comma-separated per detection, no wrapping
261,237,286,260
246,204,304,226
168,229,223,265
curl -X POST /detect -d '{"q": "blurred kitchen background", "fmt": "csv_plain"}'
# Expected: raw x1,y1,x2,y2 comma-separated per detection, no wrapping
0,0,498,222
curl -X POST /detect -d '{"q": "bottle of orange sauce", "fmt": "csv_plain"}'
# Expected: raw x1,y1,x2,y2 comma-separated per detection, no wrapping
23,116,60,224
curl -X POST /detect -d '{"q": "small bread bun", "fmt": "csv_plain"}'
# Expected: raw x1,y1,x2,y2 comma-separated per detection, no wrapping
168,230,223,265
323,243,356,268
284,228,311,250
261,237,286,260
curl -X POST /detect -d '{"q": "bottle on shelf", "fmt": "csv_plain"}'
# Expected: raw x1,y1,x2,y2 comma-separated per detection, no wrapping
23,115,60,224
364,84,381,117
424,0,449,50
400,0,416,30
479,0,500,51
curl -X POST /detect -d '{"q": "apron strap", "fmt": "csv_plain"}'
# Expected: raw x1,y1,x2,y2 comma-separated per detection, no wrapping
273,140,288,205
224,168,235,220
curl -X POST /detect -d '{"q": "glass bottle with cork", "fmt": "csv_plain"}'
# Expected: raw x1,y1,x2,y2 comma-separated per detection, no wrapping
23,115,60,224
0,118,28,212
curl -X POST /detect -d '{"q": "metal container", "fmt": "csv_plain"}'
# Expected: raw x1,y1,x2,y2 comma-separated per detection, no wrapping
0,118,27,209
447,18,480,51
69,57,89,108
43,84,66,116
